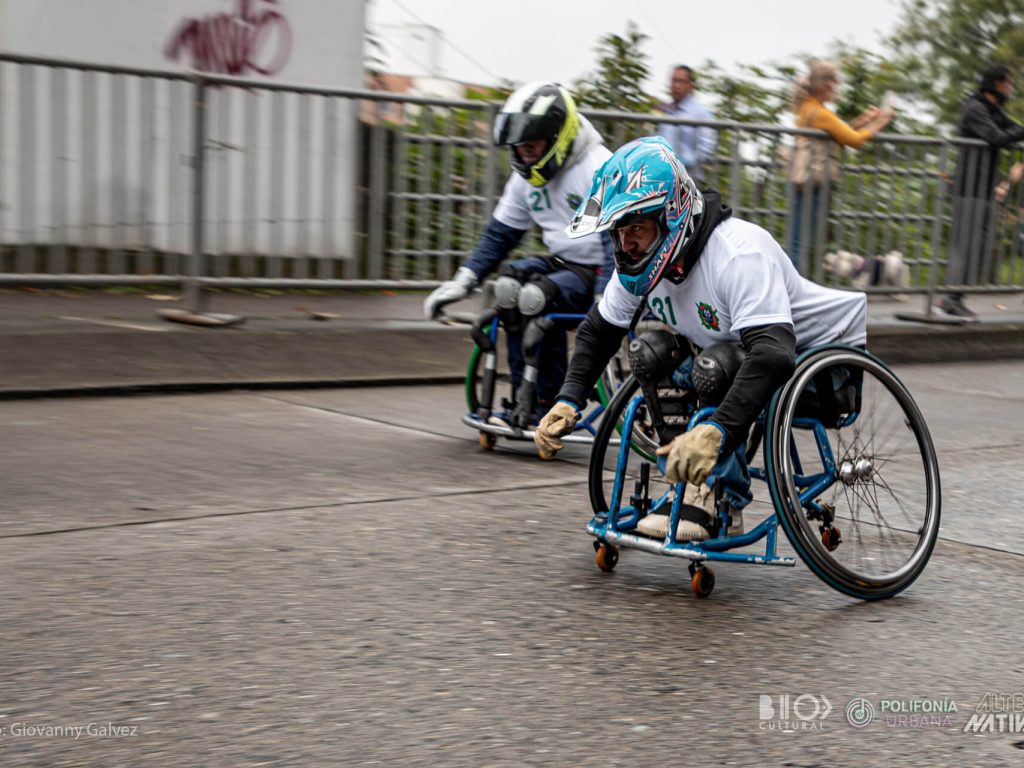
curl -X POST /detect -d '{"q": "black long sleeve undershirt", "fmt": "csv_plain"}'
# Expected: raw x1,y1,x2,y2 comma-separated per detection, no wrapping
556,306,628,409
713,323,797,453
558,312,796,452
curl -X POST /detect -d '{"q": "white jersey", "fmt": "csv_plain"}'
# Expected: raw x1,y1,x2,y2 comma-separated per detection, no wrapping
491,141,612,267
598,217,867,351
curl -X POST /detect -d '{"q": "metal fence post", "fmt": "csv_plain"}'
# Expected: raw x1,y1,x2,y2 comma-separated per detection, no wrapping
366,109,386,281
186,74,208,313
925,143,950,314
895,141,964,324
484,102,498,220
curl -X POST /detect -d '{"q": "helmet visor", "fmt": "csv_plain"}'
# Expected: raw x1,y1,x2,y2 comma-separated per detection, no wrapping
495,112,534,146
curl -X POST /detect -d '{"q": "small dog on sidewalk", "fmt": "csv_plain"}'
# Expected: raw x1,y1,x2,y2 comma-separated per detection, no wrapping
823,250,909,296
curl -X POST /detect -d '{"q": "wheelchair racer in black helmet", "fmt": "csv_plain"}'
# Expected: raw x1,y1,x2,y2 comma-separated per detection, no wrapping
424,82,615,423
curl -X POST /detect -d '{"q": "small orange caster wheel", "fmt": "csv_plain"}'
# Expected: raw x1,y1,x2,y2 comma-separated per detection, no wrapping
690,564,715,598
594,541,619,572
821,526,842,551
479,431,497,450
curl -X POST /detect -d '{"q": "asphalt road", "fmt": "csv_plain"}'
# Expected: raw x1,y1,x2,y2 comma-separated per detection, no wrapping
2,360,1024,766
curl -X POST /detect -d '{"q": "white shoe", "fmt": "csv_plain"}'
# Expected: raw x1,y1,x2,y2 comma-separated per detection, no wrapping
635,484,744,541
635,513,670,539
634,512,711,542
684,482,744,536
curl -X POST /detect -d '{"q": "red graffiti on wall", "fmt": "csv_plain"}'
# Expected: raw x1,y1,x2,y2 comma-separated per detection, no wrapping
165,0,292,77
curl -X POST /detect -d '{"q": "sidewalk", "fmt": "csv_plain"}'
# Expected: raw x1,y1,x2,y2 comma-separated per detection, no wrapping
1,286,1023,397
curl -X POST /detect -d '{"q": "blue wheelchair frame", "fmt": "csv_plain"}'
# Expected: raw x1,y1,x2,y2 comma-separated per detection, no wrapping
589,396,801,568
585,346,929,598
585,343,940,600
463,311,629,448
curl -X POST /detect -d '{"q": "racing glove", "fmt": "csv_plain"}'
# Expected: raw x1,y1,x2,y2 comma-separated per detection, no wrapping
656,422,725,485
423,267,479,320
533,401,579,459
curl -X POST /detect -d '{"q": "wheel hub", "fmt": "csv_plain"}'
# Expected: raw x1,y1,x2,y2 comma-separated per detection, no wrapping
839,456,874,485
854,457,874,480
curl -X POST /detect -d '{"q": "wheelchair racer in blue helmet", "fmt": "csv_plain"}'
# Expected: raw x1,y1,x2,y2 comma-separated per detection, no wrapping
567,134,704,298
536,136,868,541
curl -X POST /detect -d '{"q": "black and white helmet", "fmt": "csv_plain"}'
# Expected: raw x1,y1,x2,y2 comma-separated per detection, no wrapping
493,82,580,187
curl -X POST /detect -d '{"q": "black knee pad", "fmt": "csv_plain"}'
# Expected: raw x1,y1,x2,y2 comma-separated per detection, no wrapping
692,342,746,405
628,330,688,386
628,330,693,442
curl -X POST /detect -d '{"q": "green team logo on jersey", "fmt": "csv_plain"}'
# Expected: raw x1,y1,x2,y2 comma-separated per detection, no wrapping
696,302,721,331
566,192,582,210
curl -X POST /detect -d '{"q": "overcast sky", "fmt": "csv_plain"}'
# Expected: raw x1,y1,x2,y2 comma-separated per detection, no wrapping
368,0,905,98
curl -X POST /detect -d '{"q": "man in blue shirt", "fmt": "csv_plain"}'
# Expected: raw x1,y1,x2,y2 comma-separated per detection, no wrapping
656,65,717,183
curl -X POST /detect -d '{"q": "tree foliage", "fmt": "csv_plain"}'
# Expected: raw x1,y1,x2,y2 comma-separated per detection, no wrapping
886,0,1024,129
573,21,657,112
699,60,794,125
565,1,1024,135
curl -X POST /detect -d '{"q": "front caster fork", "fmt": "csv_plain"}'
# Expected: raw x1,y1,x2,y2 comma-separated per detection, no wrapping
816,501,842,551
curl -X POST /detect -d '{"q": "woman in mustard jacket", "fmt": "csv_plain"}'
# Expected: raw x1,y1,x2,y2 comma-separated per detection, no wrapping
788,61,894,273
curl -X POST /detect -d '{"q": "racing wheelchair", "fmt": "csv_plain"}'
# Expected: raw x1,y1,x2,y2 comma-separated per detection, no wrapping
587,342,941,601
461,305,630,452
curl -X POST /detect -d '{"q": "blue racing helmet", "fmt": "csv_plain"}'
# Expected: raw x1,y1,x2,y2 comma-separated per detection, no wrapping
565,136,704,297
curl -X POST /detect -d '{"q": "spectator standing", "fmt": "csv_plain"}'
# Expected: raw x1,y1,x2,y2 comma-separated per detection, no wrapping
941,63,1024,320
657,65,717,183
788,61,893,274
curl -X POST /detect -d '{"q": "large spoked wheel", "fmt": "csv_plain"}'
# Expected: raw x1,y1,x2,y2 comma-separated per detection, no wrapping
595,339,631,407
594,330,661,462
465,344,482,414
765,346,941,600
465,343,498,415
589,375,667,515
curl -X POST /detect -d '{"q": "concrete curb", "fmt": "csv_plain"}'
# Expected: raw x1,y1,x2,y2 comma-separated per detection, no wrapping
1,290,1022,398
1,322,473,397
868,321,1024,364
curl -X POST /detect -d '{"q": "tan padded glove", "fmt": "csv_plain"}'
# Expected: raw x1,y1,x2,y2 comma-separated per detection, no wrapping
533,401,579,459
655,422,724,485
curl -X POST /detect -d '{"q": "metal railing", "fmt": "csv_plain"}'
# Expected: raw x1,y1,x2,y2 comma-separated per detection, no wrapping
2,53,1023,314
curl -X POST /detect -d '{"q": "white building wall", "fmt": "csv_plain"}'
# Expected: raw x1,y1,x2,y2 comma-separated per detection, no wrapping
0,0,366,262
371,23,442,78
413,76,465,101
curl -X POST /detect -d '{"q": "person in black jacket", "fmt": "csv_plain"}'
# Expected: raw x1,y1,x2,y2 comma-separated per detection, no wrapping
942,64,1024,320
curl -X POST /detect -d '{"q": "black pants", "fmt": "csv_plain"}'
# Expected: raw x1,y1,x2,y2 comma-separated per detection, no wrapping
948,194,999,288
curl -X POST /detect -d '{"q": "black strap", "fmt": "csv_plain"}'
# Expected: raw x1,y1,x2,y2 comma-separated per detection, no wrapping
549,255,598,288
